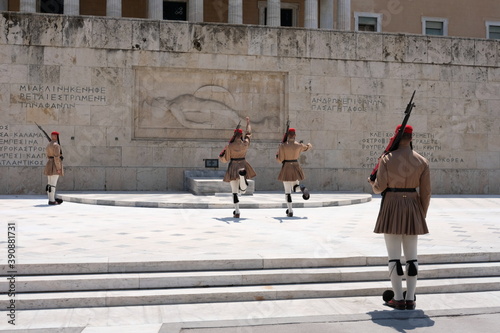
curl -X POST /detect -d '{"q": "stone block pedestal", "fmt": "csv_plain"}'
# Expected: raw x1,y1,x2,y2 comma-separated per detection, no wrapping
184,170,255,195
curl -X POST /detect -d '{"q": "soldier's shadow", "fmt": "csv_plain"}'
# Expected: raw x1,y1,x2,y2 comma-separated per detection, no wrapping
367,309,435,333
214,217,247,224
273,216,308,223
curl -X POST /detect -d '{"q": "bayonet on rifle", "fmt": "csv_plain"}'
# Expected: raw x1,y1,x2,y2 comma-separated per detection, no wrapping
281,118,290,144
35,122,51,142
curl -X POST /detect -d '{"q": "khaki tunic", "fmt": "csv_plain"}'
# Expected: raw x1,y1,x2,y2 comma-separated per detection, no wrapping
44,141,64,176
219,135,256,182
371,142,431,235
276,141,312,181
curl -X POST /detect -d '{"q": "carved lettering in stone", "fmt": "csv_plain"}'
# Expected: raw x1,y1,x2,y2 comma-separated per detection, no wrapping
311,94,384,112
0,125,46,166
360,131,462,168
12,84,107,109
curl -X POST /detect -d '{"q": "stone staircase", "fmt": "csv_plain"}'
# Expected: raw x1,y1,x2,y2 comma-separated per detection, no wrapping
2,253,499,311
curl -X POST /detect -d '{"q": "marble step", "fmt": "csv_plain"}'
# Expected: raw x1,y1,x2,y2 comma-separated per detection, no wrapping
4,262,500,293
3,277,500,310
4,252,500,275
11,291,500,331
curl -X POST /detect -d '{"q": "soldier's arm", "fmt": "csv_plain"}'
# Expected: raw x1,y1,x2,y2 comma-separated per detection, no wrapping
371,157,388,194
276,144,284,163
54,144,63,172
219,146,230,163
419,162,432,217
301,142,312,152
244,116,251,142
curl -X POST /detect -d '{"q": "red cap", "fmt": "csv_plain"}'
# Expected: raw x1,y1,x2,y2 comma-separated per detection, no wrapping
288,128,296,133
51,131,60,136
234,128,243,134
395,124,412,134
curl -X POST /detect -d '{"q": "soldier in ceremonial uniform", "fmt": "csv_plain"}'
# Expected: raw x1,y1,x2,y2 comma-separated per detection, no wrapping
368,124,431,310
276,128,312,217
44,131,64,205
219,117,256,218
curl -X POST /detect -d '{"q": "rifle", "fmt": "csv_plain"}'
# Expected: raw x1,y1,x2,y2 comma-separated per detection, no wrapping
35,122,64,160
219,121,242,158
281,118,290,144
369,90,416,182
35,122,51,142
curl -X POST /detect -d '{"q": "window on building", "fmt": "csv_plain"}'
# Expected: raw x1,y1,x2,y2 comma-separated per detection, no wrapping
354,13,382,32
281,8,293,27
358,17,377,31
163,1,187,21
258,2,298,27
39,0,64,14
422,17,448,36
486,22,500,40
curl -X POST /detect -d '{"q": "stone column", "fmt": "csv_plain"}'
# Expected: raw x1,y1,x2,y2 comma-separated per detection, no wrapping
320,0,334,29
20,0,36,12
337,0,351,30
64,0,79,15
188,0,203,22
148,0,162,20
267,0,280,27
0,0,8,11
107,0,122,17
304,0,318,29
228,0,243,24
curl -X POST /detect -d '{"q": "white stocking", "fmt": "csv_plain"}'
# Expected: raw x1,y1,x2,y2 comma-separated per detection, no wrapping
403,235,418,301
47,175,59,202
283,181,295,213
230,180,240,213
384,233,404,300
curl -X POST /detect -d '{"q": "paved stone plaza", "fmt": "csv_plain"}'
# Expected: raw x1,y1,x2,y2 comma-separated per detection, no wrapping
0,192,499,332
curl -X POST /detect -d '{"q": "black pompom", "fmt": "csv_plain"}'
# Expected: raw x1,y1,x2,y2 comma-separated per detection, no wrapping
383,289,394,302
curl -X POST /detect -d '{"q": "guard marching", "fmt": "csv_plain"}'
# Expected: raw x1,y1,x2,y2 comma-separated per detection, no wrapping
368,124,431,310
44,131,64,205
219,117,256,218
276,128,312,217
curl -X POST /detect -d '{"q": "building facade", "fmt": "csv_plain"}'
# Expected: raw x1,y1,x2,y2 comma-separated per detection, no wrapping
0,10,499,195
2,0,500,39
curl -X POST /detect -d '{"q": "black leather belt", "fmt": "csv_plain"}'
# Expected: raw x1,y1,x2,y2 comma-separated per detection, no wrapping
386,188,416,192
231,158,245,161
283,159,298,163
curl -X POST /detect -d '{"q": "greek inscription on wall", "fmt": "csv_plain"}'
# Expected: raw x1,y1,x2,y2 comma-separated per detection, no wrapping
12,84,107,109
311,95,384,112
0,125,46,166
360,131,463,168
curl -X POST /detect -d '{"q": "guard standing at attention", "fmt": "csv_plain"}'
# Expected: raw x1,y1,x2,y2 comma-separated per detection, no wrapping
276,128,312,217
219,117,256,218
368,124,431,310
44,131,64,205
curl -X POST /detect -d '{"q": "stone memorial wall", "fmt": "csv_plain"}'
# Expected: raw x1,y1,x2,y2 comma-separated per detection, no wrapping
0,12,499,194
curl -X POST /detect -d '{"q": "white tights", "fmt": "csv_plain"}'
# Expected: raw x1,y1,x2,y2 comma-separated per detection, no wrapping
283,181,299,212
47,175,59,202
230,180,240,214
384,233,418,301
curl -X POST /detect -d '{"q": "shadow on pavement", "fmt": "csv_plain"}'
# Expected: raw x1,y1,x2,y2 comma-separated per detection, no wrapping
367,309,435,332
